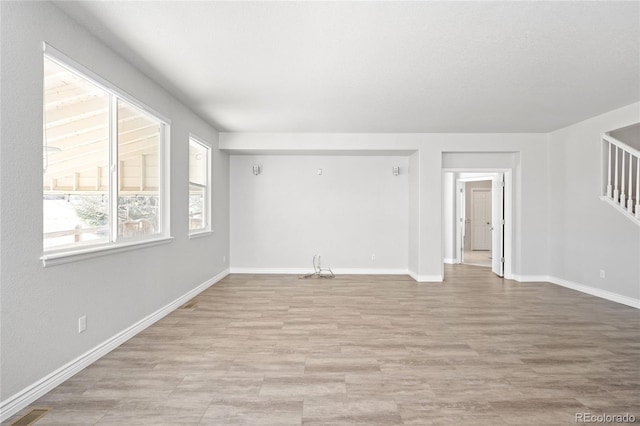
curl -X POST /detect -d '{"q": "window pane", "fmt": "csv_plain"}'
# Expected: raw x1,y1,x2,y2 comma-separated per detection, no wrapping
189,185,206,231
189,140,207,186
117,100,162,238
189,138,210,233
43,58,110,250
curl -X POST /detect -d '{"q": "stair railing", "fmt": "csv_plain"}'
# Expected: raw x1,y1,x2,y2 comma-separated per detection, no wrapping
602,133,640,221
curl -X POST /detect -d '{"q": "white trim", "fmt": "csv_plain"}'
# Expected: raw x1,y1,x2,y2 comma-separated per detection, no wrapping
0,269,230,422
229,267,409,275
512,274,640,309
512,275,550,282
443,258,457,264
188,134,213,235
333,268,408,275
446,168,513,279
42,46,172,257
41,237,174,267
188,230,215,239
230,267,310,275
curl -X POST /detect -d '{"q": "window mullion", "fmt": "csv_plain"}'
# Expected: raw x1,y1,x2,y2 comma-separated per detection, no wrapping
109,95,118,243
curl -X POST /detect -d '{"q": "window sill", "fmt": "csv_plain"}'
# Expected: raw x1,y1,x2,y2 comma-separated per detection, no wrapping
41,236,174,267
188,230,214,239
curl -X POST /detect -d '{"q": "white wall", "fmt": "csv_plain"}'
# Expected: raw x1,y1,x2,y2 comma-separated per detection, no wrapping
442,173,456,262
548,103,640,301
230,155,408,272
0,1,229,406
222,133,549,281
407,152,420,278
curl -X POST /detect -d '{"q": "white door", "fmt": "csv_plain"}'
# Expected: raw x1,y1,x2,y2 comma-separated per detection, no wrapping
471,189,491,250
491,174,505,277
457,180,466,263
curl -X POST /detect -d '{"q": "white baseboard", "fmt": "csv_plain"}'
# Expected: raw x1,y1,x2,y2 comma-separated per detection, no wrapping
547,276,640,309
419,275,444,282
512,275,551,282
333,268,408,275
408,270,443,282
512,274,639,309
443,258,457,264
230,267,310,275
0,268,230,422
229,267,409,275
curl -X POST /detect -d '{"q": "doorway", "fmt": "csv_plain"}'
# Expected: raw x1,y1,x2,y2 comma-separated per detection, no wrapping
443,170,511,278
468,185,492,266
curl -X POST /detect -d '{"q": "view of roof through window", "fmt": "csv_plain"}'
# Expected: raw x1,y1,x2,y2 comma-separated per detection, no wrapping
43,57,162,250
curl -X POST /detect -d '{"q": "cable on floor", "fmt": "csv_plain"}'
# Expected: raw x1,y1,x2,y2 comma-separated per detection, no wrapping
299,254,335,279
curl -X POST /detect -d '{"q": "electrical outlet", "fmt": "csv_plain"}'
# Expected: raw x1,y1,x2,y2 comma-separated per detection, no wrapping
78,315,87,333
599,270,606,278
371,254,376,261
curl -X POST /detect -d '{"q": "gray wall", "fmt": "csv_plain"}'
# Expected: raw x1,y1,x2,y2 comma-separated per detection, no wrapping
230,155,409,271
548,103,640,299
220,133,550,281
408,152,420,277
0,1,230,401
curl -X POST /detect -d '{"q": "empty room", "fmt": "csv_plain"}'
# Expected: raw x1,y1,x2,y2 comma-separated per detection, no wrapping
1,1,639,425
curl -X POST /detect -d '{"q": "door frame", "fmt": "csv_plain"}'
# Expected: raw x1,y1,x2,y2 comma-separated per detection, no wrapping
443,168,513,279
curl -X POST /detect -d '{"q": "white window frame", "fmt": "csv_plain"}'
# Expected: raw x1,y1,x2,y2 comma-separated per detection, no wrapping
188,134,213,238
41,43,172,267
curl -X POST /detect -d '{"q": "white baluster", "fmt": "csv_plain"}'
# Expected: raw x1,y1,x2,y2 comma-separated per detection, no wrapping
636,156,640,220
628,151,634,213
614,146,619,202
620,150,626,207
606,141,613,198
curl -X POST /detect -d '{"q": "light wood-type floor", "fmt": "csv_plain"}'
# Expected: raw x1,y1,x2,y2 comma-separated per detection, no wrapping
6,265,640,425
463,250,492,268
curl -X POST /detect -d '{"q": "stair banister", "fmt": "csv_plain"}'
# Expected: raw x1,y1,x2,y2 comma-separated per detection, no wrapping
607,142,612,197
601,133,640,226
628,154,634,212
636,156,640,219
614,144,619,201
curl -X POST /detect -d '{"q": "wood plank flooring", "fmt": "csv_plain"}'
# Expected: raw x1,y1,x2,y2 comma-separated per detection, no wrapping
6,265,640,425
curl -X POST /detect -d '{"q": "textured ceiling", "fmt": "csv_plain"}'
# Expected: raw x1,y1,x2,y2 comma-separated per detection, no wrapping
53,1,640,133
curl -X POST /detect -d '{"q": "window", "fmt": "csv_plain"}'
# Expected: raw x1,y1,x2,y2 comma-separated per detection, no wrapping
188,136,212,235
43,47,169,259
